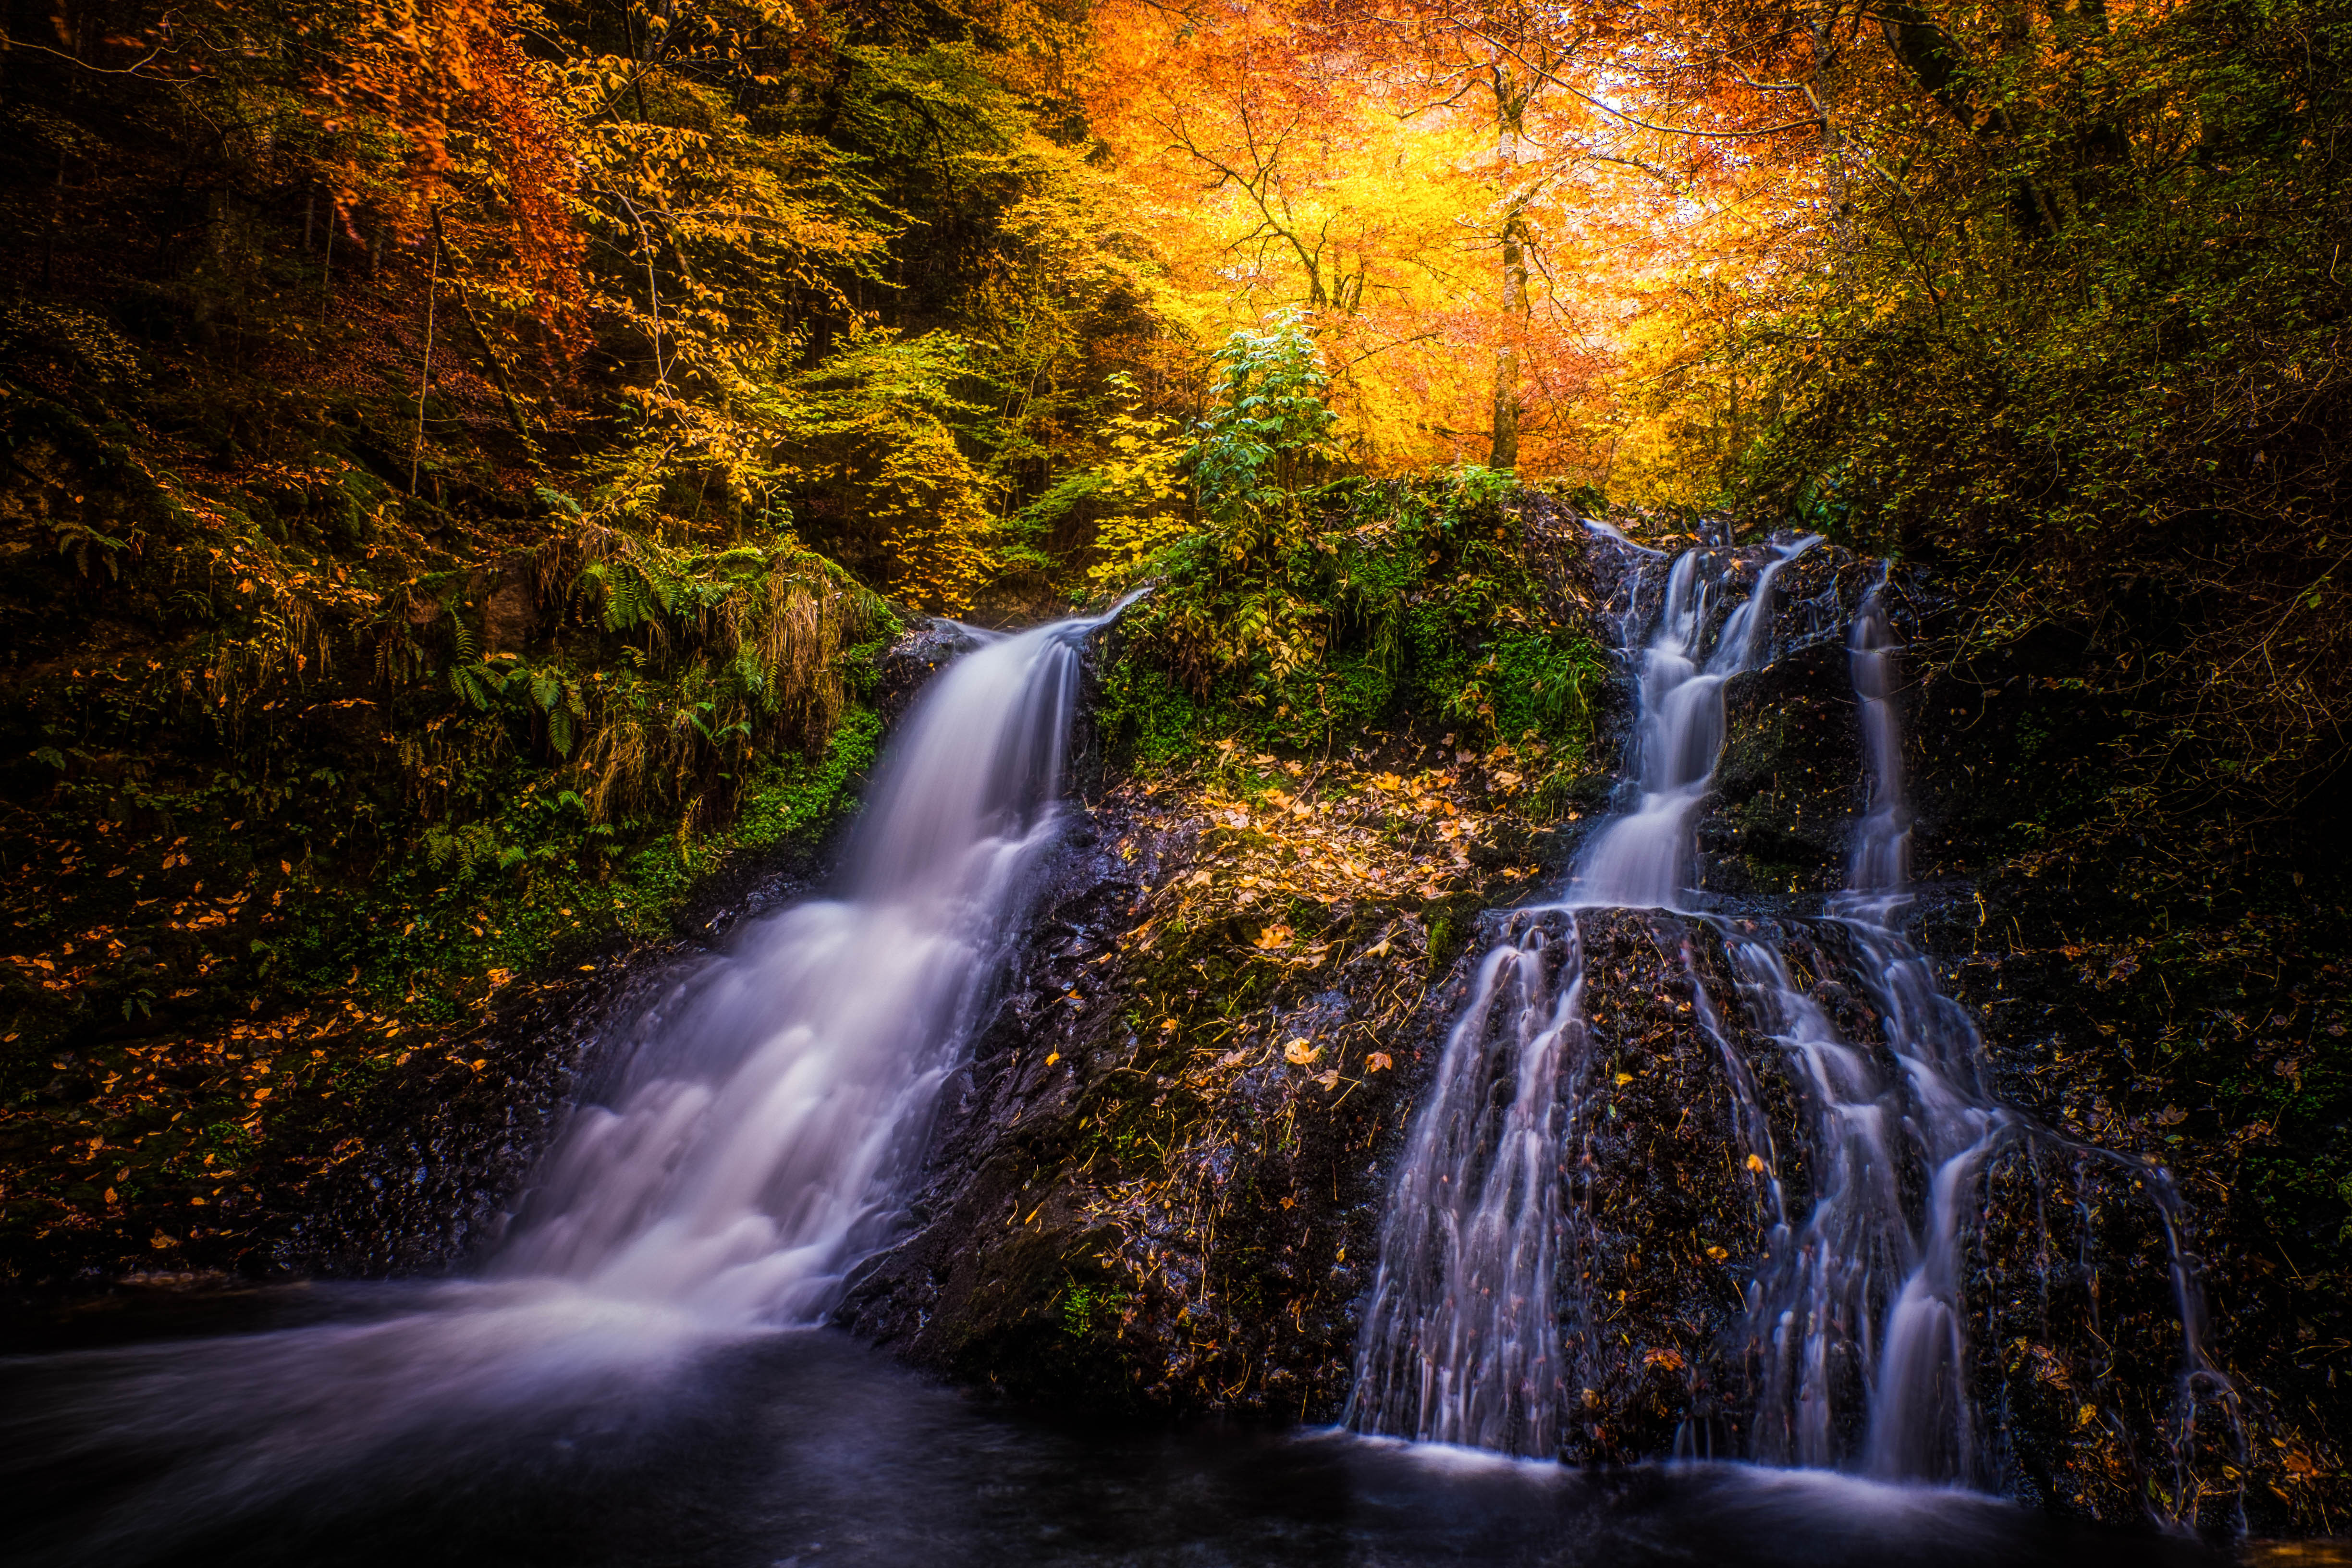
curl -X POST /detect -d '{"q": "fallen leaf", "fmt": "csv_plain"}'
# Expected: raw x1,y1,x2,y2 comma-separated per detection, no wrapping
1746,1153,1766,1173
1366,1052,1394,1073
1284,1038,1324,1066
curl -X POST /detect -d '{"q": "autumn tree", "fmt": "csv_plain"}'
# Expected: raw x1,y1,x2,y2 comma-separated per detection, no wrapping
1321,0,1599,470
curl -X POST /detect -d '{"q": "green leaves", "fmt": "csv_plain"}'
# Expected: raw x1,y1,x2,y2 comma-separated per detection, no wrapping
1188,311,1339,524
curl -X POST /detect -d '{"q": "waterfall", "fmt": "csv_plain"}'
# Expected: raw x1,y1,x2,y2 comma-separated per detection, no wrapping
1728,575,2010,1481
1349,530,2230,1499
1348,917,1587,1451
2,607,1120,1537
1569,535,1821,912
1348,531,1819,1453
494,611,1097,1323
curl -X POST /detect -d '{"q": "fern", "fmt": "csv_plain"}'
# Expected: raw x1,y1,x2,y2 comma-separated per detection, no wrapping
451,662,501,709
448,613,479,665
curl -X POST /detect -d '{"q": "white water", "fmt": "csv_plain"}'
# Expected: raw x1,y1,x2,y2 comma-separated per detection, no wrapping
1352,531,2228,1497
1347,917,1587,1452
2,608,1117,1539
1745,580,2230,1483
1568,535,1820,911
1733,576,2009,1480
495,612,1093,1323
1351,531,1824,1454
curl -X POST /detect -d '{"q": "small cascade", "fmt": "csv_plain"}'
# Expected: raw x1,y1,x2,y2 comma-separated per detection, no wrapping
498,609,1105,1323
1347,918,1590,1452
1349,527,2233,1507
1737,582,2232,1485
1570,534,1821,911
1731,577,2009,1481
1350,528,1812,1450
1,607,1125,1534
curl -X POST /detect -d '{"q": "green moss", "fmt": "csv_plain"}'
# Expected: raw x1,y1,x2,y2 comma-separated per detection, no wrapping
272,700,885,1016
1101,476,1609,772
1060,1282,1132,1338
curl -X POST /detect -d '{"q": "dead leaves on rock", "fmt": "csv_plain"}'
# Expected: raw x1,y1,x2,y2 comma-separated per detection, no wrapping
1132,751,1541,920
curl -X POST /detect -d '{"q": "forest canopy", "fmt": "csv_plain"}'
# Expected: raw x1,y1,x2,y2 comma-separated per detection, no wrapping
0,0,2345,1173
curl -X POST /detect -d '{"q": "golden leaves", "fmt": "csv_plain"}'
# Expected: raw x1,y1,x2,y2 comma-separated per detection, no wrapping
1167,755,1503,916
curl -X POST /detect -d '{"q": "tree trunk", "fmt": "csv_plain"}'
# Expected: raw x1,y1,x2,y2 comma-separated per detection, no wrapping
1490,81,1532,473
1491,213,1526,471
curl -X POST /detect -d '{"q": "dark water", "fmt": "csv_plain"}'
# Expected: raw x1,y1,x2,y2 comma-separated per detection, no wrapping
2,1289,2217,1568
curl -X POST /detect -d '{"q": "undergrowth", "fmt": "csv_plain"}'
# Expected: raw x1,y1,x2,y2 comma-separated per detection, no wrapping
1100,472,1611,789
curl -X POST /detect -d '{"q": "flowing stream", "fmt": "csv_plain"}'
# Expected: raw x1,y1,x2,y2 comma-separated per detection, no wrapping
1349,529,2235,1504
491,610,1092,1322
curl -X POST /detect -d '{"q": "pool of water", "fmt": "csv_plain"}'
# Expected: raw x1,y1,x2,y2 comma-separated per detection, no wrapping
0,1286,2220,1568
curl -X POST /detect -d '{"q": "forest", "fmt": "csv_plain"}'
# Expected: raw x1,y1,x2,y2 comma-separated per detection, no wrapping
2,0,2351,1558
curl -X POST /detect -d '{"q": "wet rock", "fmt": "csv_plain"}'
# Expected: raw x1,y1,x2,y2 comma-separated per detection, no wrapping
479,559,539,655
833,504,2313,1533
838,784,1468,1423
877,616,988,724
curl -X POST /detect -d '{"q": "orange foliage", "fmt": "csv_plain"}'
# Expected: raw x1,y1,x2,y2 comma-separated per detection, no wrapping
308,1,587,344
1081,0,1727,481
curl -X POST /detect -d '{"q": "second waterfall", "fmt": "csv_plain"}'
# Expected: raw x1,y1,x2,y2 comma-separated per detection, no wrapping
1347,527,2228,1500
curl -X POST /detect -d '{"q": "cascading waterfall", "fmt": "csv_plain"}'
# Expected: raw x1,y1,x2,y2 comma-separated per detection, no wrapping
4,607,1121,1535
494,610,1099,1323
1348,532,1816,1453
1570,534,1822,911
1739,580,2232,1483
1349,530,2230,1496
1347,916,1588,1451
1732,575,2009,1481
